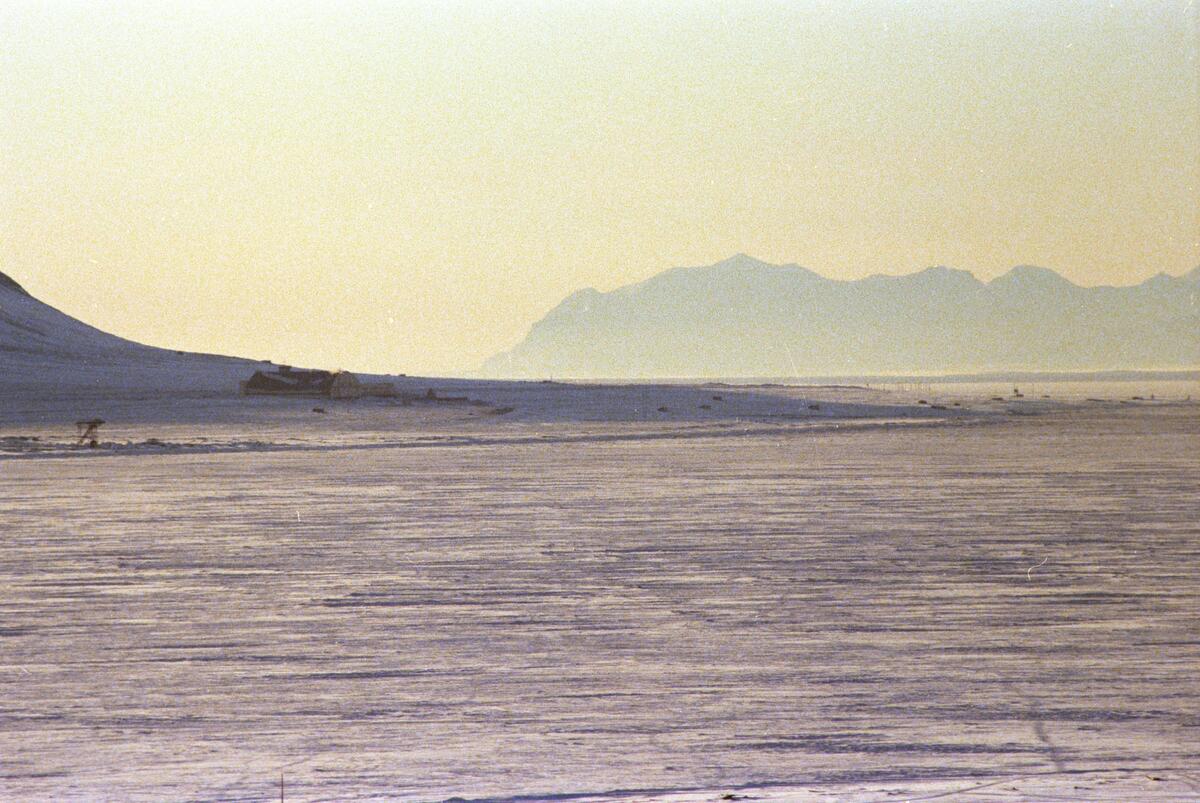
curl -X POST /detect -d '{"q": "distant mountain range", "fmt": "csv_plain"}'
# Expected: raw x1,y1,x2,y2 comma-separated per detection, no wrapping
5,259,1197,392
481,255,1200,378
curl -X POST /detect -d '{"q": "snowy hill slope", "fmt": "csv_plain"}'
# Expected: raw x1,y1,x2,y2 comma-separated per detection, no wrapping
1,272,168,358
0,271,268,400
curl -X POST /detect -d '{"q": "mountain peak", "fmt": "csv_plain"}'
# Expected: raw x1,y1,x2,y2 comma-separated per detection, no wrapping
620,254,821,298
714,253,772,270
705,253,782,272
0,270,31,297
990,265,1077,289
709,253,820,279
913,265,980,283
861,265,982,289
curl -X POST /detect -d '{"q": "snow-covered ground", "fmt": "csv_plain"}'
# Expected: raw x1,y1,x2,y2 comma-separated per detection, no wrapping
2,399,1198,802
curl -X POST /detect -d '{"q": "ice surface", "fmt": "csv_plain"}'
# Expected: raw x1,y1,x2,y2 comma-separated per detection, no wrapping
1,396,1198,801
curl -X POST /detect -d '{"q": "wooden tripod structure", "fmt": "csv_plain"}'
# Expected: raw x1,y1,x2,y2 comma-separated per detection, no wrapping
75,419,104,447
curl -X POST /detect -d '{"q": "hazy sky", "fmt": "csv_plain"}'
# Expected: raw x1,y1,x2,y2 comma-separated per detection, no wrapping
3,1,1197,374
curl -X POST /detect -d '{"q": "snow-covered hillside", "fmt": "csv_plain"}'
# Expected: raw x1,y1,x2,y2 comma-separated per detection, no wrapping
0,271,270,400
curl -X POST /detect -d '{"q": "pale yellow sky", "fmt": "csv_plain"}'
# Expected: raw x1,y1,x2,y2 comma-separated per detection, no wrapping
2,1,1198,374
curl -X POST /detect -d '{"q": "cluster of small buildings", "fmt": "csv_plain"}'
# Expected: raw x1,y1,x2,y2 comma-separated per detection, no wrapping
240,366,396,400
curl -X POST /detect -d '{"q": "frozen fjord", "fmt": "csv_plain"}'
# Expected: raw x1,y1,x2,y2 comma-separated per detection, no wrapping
1,402,1198,801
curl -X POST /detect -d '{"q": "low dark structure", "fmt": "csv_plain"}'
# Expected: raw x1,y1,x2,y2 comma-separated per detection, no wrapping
241,366,339,397
240,366,394,400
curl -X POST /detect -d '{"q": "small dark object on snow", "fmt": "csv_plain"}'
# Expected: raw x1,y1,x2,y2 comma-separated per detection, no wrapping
931,404,947,410
991,396,1005,401
74,419,104,447
489,406,515,415
426,388,438,399
712,394,723,401
699,404,711,410
917,399,928,405
808,403,820,410
312,407,326,413
657,406,669,412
